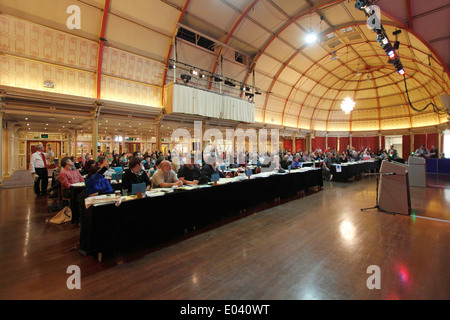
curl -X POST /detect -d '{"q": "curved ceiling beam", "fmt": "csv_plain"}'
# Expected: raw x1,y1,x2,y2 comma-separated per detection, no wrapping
244,0,346,93
207,0,260,90
161,0,191,104
246,1,448,129
277,53,446,120
266,32,448,129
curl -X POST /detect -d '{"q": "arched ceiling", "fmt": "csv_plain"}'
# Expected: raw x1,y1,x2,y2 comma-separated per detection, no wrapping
0,0,449,134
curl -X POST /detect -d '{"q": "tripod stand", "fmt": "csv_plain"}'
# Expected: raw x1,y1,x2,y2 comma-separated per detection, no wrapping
360,172,398,215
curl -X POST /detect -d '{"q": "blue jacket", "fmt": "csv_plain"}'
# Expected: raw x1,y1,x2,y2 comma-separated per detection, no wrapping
85,173,114,196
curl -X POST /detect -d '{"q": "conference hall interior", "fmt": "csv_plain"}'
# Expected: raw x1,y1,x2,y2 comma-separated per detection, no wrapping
0,0,449,301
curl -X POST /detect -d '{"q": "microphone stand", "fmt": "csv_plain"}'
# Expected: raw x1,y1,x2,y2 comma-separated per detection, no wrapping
360,172,397,215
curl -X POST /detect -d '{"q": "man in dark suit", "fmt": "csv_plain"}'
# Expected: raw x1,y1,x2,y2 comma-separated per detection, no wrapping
200,154,225,183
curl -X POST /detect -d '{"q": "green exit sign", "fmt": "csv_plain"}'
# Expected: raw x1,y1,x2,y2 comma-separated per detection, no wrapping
41,134,48,139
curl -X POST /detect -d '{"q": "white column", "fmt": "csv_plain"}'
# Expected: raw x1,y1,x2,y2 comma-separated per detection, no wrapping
92,119,98,160
0,111,3,187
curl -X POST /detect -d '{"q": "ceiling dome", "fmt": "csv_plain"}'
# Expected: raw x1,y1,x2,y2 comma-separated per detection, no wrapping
0,0,448,134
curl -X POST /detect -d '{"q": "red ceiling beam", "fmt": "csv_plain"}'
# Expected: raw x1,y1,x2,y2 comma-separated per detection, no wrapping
405,0,414,30
96,0,111,100
161,0,191,104
208,0,260,90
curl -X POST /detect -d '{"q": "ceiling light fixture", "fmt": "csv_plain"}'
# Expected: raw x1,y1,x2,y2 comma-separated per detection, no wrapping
305,29,317,44
341,97,355,114
331,51,339,61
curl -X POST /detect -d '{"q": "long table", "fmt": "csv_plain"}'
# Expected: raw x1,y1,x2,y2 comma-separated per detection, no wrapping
330,160,380,182
79,168,323,261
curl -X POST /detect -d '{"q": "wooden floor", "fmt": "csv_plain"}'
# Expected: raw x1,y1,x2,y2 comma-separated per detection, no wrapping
0,174,449,300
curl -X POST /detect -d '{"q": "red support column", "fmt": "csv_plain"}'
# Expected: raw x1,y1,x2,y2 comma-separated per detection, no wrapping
96,0,111,100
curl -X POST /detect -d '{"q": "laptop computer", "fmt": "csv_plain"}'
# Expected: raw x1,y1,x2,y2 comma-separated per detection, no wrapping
111,173,122,181
131,182,146,195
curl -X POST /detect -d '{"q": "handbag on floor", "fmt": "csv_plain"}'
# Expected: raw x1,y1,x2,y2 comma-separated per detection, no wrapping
49,206,72,224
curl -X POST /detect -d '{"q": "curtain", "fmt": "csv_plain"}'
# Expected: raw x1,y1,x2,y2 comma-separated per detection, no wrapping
167,84,255,123
426,133,439,149
312,137,326,152
327,137,337,151
414,134,426,151
402,135,410,158
296,139,304,152
283,140,292,152
339,137,350,153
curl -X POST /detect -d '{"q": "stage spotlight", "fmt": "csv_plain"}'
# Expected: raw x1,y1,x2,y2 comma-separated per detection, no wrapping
388,50,396,59
254,91,262,95
181,74,191,84
199,73,205,78
398,69,405,75
394,41,400,50
190,69,198,76
224,80,236,87
355,0,371,10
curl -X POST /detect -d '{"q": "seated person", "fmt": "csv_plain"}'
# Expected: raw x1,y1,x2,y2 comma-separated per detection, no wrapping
70,156,81,169
302,151,312,162
279,155,290,169
143,155,152,170
85,164,114,197
291,155,301,169
362,150,372,161
331,153,340,164
81,159,95,176
200,155,226,183
152,160,183,188
121,157,151,193
110,154,122,167
339,153,348,163
177,159,201,185
58,157,85,198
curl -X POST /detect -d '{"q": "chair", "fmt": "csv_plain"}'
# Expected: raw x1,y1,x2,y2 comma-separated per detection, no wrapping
60,185,71,207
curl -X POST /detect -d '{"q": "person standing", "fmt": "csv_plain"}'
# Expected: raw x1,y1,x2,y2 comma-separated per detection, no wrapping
429,145,439,159
30,144,54,195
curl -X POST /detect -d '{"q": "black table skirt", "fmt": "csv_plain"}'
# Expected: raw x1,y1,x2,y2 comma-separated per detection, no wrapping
79,169,323,258
330,161,380,182
70,183,122,224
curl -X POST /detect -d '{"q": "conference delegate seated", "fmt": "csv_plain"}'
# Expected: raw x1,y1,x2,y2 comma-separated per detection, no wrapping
302,151,312,162
59,156,85,198
291,155,301,169
279,155,290,170
152,160,183,188
85,164,114,196
121,157,151,192
339,153,348,163
177,160,201,185
200,155,226,183
81,159,96,176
